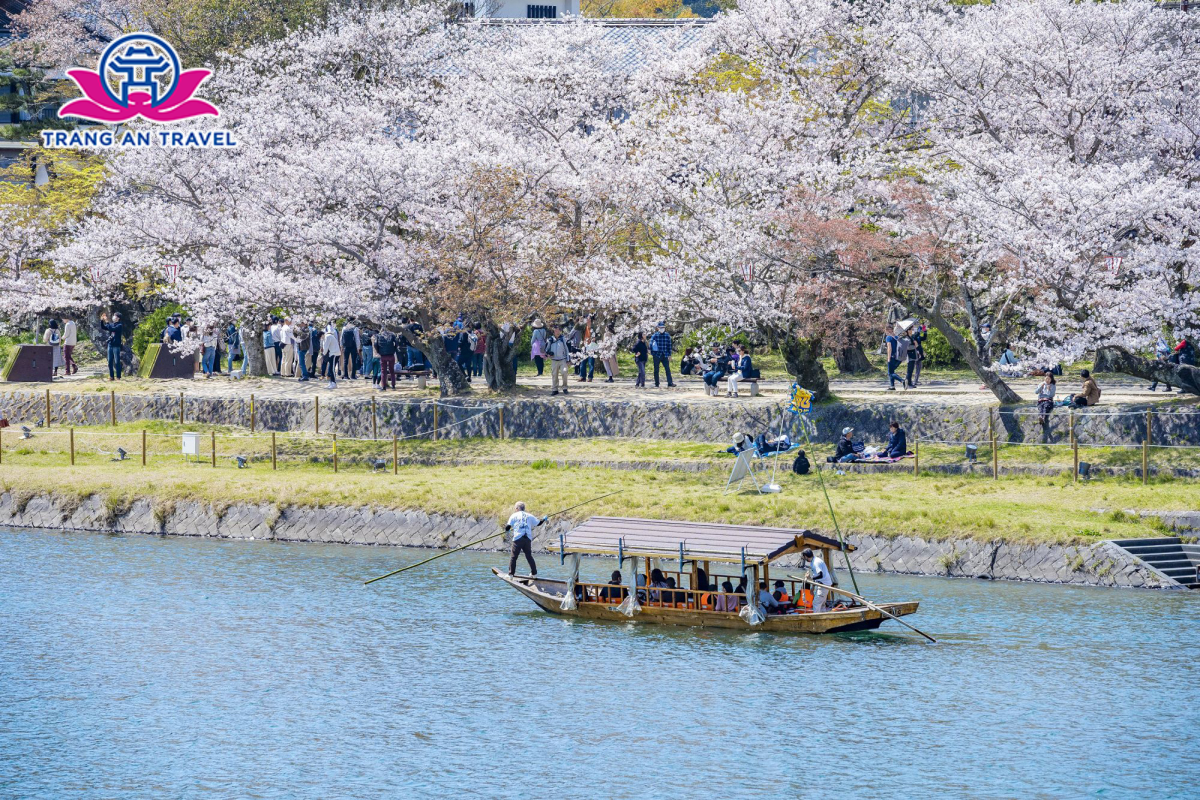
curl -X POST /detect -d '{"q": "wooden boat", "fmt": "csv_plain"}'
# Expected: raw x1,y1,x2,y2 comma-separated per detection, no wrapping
493,517,920,634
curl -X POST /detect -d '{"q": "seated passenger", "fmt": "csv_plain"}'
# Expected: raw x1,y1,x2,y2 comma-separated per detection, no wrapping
757,580,784,613
715,579,736,612
600,570,626,602
734,580,747,608
649,568,667,604
772,579,790,603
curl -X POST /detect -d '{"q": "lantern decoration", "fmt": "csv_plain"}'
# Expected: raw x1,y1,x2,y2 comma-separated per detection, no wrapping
664,266,679,281
164,263,180,283
1104,256,1123,275
739,262,754,282
89,265,103,284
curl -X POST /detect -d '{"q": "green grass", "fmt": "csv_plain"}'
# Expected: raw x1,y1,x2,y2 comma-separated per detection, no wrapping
2,427,1196,545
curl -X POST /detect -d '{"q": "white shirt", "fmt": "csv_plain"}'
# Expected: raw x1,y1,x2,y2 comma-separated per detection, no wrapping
281,324,294,346
506,511,541,541
810,555,832,586
63,320,77,346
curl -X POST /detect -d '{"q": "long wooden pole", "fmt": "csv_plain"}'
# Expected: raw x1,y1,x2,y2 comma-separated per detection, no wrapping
372,396,377,440
70,427,75,465
992,429,999,480
178,392,184,424
332,433,337,473
1070,410,1077,483
314,397,319,434
913,437,919,476
110,390,116,426
250,393,256,433
433,403,439,441
271,431,277,470
142,429,146,466
788,573,936,643
211,431,216,468
45,388,51,428
499,406,504,440
392,433,398,475
364,490,624,585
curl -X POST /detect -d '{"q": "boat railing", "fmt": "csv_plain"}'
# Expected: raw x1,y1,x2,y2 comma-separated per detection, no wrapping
571,578,825,614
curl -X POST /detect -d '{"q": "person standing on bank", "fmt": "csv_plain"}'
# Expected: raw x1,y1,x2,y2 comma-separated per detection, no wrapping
43,320,64,377
99,312,125,380
548,325,571,396
506,501,547,577
631,331,648,388
649,322,676,388
62,314,78,375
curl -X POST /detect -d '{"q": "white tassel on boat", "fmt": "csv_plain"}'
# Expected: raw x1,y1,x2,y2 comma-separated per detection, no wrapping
560,554,581,611
615,555,641,617
739,566,765,626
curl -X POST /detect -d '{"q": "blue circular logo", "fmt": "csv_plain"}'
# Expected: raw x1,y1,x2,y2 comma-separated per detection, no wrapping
97,33,181,110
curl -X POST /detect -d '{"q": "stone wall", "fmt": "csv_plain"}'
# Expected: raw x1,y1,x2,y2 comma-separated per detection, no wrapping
3,388,1199,445
0,491,1183,590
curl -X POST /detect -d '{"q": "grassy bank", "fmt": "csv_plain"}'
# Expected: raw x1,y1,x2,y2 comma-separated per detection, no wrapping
2,436,1195,545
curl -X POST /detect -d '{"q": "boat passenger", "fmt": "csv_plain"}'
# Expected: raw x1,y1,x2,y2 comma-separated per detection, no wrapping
772,580,790,603
505,501,546,577
758,581,784,614
666,576,681,607
734,579,747,608
713,579,735,612
804,548,834,611
601,570,626,602
649,568,667,604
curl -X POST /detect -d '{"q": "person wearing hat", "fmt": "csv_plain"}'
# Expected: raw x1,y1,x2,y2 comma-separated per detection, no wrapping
803,548,834,612
726,431,752,455
834,426,858,463
649,322,676,388
530,319,547,376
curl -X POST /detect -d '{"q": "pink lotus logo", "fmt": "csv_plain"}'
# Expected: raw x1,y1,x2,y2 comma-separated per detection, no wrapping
59,33,219,123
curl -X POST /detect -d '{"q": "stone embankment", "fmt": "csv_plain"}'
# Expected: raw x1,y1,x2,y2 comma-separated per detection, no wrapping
3,387,1199,445
1,491,1184,590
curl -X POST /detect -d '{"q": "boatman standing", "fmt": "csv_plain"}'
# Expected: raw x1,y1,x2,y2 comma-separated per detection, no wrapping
803,548,834,612
507,502,546,577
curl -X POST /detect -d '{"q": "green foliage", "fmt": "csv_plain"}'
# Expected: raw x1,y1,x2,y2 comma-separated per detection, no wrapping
923,327,963,368
132,304,183,362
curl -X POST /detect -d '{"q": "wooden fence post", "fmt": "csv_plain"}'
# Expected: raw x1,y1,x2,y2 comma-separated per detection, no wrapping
332,433,338,473
272,432,277,470
110,390,116,426
250,393,256,433
372,396,377,440
142,429,147,466
178,392,184,424
70,427,75,465
211,431,217,468
315,397,319,434
45,388,51,427
1143,410,1151,485
913,437,919,476
433,403,439,441
992,429,999,481
499,406,504,440
393,433,398,475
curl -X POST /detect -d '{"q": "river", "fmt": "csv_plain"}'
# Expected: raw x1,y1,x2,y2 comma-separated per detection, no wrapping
1,527,1197,798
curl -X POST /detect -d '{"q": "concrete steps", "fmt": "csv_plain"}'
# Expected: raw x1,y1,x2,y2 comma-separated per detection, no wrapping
1110,538,1200,589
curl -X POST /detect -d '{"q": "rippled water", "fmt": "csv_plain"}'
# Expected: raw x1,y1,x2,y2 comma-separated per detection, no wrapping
1,528,1197,799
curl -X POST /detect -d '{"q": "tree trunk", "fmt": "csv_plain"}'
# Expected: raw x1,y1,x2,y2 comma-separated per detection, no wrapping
482,321,517,392
913,305,1022,404
243,323,269,377
833,333,875,375
1095,346,1199,395
779,335,830,401
422,333,471,397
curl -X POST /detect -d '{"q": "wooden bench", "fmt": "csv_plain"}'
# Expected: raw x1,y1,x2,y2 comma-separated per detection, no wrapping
398,368,432,389
704,377,760,397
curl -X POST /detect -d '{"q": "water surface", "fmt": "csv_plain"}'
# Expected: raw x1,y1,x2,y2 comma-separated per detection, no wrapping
1,528,1197,798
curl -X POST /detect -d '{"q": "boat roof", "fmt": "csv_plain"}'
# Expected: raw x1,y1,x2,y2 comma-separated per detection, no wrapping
560,517,853,564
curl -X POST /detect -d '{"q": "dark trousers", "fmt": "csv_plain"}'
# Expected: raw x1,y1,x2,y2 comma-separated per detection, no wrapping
342,346,357,378
273,343,283,374
310,347,319,375
64,344,76,375
579,357,594,380
380,354,396,389
107,344,123,379
457,351,472,379
906,357,922,387
471,352,484,377
321,354,337,381
652,354,674,386
508,536,537,576
636,359,646,387
533,355,544,376
887,358,902,388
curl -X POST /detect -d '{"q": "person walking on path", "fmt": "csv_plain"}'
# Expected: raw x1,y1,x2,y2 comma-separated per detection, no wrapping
1149,335,1173,392
42,320,64,377
224,322,241,376
632,332,648,388
883,329,905,391
321,323,341,389
906,324,926,388
649,322,676,388
454,325,473,380
506,501,546,577
295,321,311,382
471,323,486,378
99,312,124,380
548,325,571,396
62,315,78,375
530,319,547,376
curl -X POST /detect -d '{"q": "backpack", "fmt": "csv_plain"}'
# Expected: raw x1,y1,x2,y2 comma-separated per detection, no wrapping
792,451,810,475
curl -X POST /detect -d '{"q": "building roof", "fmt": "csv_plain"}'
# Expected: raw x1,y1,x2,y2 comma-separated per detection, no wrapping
561,516,852,563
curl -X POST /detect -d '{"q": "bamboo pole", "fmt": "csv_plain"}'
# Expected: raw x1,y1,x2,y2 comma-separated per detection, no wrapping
0,428,3,464
211,431,216,468
142,429,146,466
178,392,184,424
332,433,338,473
271,432,277,470
393,433,398,475
372,396,377,440
1073,433,1079,484
1143,409,1151,485
250,393,256,433
314,396,319,434
45,388,51,427
787,574,936,643
110,390,116,426
70,427,75,465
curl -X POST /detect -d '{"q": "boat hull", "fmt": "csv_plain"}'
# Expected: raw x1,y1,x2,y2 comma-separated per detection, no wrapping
492,569,920,634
